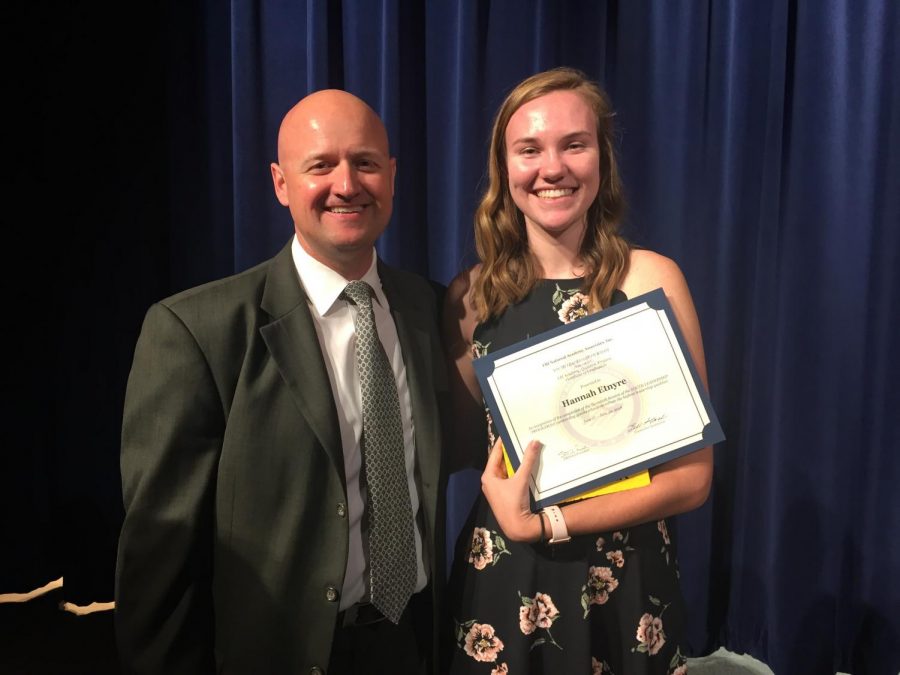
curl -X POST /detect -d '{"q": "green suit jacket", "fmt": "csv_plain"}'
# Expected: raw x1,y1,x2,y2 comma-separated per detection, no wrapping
115,242,447,674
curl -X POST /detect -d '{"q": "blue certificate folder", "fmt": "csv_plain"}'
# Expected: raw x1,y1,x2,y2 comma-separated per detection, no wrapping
472,287,725,509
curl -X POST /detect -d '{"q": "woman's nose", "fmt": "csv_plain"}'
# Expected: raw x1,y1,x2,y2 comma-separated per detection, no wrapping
539,151,565,181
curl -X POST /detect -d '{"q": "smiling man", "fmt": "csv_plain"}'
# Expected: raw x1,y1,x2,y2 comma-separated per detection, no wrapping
116,90,446,675
271,91,397,279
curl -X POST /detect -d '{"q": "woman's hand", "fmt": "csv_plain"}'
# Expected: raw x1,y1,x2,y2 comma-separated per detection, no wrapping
481,438,544,542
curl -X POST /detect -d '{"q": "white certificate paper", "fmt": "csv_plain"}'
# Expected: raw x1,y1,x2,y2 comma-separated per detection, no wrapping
473,288,724,509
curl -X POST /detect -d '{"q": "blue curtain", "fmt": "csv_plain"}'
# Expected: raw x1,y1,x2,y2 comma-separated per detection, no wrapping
189,2,898,671
174,0,899,671
8,1,896,673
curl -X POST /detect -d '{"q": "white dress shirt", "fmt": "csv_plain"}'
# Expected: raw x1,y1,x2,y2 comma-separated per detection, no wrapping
291,237,427,610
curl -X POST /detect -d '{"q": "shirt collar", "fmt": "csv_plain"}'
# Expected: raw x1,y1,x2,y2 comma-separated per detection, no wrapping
291,237,388,316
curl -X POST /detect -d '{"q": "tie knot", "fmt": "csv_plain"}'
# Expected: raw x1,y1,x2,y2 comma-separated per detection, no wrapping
343,280,374,309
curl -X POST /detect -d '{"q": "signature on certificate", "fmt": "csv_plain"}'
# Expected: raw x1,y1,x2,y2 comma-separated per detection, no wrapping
627,414,668,433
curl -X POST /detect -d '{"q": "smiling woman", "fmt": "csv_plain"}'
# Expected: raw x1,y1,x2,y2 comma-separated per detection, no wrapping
469,70,629,324
443,67,713,675
504,90,601,250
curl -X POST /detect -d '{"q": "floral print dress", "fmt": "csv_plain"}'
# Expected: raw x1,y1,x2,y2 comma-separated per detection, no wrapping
448,280,689,675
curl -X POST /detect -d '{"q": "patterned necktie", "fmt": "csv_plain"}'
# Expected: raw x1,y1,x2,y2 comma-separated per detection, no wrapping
342,280,417,624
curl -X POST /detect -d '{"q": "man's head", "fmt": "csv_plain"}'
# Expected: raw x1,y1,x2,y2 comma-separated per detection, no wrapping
271,90,396,280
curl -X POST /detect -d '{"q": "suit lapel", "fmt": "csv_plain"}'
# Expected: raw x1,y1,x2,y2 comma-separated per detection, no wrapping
259,242,345,485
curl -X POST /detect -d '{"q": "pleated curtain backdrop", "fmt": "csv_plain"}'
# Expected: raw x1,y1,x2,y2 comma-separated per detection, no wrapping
7,1,896,673
169,1,900,671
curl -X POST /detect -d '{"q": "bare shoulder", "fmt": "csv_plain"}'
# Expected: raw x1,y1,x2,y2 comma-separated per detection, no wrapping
445,264,481,306
621,248,688,297
623,248,707,379
442,264,482,349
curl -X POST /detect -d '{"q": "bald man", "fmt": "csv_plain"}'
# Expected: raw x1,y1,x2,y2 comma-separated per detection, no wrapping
115,91,447,674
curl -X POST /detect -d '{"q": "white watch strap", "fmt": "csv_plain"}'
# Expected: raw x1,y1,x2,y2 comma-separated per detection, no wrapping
542,505,570,544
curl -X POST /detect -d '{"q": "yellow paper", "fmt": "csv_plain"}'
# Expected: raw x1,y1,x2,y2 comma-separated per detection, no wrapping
503,447,650,504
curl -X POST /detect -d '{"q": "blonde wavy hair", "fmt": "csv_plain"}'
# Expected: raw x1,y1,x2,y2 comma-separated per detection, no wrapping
473,67,629,321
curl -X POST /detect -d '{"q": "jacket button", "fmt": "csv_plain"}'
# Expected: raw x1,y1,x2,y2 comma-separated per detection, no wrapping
336,502,346,517
325,586,339,602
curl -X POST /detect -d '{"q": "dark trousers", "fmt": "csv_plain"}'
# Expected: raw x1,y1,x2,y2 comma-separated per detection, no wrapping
328,589,433,675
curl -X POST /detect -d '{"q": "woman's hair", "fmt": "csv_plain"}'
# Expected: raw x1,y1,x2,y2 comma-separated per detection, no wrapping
472,67,629,321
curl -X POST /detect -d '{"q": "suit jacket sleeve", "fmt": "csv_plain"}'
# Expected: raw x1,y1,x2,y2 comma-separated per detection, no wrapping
115,302,223,675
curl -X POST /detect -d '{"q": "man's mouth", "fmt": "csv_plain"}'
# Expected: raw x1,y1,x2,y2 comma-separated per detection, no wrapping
534,188,576,199
324,205,366,214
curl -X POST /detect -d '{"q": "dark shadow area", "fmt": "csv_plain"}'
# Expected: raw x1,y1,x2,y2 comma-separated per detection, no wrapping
4,0,169,603
0,592,118,675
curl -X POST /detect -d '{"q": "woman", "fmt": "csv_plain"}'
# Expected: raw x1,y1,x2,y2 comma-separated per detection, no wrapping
443,68,712,674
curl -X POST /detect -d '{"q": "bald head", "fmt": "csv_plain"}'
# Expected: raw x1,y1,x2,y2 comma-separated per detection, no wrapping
277,89,390,165
270,89,397,279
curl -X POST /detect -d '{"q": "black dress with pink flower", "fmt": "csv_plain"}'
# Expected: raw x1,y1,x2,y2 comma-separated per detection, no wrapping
447,280,689,675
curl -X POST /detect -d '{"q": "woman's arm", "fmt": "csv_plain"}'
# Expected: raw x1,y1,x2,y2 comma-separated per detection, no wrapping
441,265,489,472
481,250,714,541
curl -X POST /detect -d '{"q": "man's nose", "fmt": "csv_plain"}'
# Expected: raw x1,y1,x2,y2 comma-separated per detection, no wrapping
333,161,360,198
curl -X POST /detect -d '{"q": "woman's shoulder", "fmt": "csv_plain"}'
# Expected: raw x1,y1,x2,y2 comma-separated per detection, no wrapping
443,264,482,345
622,248,688,297
445,264,481,306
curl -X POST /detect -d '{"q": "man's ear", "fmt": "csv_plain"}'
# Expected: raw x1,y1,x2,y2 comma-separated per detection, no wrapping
271,163,289,206
390,157,397,196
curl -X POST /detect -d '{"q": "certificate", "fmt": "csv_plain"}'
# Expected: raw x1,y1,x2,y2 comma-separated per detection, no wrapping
473,288,724,509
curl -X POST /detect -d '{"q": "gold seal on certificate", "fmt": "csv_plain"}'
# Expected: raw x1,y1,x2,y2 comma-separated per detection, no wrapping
473,288,724,509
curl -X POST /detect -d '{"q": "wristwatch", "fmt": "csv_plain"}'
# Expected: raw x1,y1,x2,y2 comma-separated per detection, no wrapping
541,505,571,544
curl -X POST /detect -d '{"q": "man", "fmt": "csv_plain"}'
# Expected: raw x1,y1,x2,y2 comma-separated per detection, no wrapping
115,90,446,674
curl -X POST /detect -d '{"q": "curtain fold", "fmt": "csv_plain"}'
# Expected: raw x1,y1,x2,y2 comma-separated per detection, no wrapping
13,2,896,673
184,1,900,671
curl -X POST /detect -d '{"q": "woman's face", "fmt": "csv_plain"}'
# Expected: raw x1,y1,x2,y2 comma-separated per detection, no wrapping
504,90,600,240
